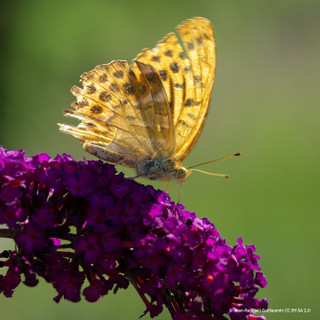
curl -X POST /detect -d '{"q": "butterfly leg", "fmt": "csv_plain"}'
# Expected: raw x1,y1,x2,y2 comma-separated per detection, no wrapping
127,158,141,179
178,183,183,203
164,181,171,191
114,155,131,167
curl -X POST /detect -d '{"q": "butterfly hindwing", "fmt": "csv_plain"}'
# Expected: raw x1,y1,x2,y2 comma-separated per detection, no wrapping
60,59,176,166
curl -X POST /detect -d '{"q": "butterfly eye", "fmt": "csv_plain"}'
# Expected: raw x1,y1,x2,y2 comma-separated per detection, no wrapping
177,167,187,180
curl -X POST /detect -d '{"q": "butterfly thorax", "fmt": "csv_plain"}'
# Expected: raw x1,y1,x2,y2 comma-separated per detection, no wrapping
137,158,191,183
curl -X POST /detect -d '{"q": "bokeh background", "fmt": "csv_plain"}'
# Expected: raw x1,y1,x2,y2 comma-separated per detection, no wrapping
1,0,319,319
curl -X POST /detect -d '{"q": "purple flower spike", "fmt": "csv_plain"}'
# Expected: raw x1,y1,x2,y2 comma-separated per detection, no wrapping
0,147,268,319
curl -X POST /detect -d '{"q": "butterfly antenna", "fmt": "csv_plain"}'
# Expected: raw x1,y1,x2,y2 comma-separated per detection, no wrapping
190,169,229,178
188,152,242,178
188,152,241,169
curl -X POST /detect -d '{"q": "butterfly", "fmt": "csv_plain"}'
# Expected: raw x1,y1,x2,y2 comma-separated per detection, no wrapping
59,17,237,184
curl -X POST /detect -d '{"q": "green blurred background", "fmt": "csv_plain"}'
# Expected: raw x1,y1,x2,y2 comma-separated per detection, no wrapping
1,0,319,319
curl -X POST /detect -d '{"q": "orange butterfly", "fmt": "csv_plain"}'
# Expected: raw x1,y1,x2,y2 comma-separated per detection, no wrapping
59,17,239,183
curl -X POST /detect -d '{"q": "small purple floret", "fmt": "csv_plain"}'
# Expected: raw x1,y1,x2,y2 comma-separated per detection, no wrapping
0,147,268,319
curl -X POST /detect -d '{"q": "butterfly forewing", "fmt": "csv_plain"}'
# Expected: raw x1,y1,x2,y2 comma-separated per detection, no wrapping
134,17,216,162
129,61,175,159
135,32,190,126
173,18,216,161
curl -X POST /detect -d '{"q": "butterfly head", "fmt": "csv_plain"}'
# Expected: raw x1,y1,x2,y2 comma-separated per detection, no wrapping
174,162,192,183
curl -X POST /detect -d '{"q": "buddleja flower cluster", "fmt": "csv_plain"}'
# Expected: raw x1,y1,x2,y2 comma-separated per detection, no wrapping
0,147,268,319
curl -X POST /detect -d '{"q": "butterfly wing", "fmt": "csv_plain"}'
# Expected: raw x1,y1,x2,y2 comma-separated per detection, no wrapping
129,61,175,159
134,17,216,162
174,18,216,161
59,60,174,167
